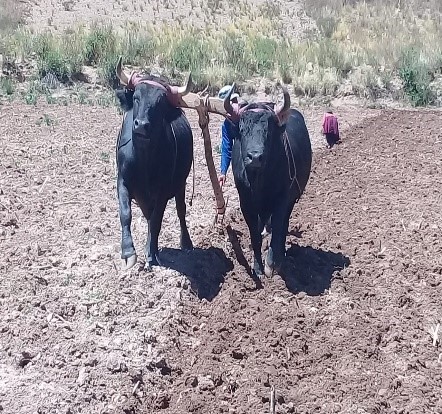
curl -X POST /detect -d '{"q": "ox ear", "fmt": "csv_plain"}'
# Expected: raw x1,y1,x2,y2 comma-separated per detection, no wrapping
115,88,135,112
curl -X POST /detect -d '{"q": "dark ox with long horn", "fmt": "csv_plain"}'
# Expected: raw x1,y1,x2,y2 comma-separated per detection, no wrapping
114,57,195,270
222,83,312,277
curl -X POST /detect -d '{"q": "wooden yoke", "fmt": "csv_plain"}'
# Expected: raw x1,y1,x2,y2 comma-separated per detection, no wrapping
176,92,231,225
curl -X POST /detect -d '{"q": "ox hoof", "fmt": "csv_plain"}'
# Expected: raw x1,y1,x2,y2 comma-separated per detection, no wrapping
261,225,272,237
264,260,281,277
252,268,264,280
122,254,137,271
144,255,161,271
264,261,274,278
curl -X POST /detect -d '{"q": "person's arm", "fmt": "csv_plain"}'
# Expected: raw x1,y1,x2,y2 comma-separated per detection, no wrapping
219,121,233,184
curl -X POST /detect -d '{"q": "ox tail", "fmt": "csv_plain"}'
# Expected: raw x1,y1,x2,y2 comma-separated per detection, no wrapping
115,111,128,173
189,149,195,207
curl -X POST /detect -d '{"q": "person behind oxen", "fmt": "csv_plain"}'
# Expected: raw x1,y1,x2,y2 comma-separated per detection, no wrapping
322,109,340,149
217,85,241,187
217,85,271,236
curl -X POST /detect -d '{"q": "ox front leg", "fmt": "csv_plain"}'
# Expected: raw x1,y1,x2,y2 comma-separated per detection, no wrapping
241,204,264,277
144,199,168,271
175,185,193,251
117,177,137,270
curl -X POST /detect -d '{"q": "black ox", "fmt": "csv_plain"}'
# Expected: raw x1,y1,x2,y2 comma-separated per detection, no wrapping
114,58,194,270
222,85,312,277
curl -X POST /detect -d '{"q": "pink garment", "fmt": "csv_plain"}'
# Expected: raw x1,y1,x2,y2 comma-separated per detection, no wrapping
322,113,339,136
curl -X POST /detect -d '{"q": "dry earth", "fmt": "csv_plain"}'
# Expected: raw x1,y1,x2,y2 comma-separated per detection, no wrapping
25,0,316,37
0,98,441,413
1,1,441,413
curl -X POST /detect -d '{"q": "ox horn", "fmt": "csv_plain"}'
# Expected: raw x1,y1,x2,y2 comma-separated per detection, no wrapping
115,56,130,86
275,85,291,119
176,72,193,96
223,83,236,116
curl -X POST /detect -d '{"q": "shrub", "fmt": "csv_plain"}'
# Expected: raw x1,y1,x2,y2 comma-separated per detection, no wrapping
0,77,15,95
167,33,213,73
399,47,434,106
34,33,70,81
84,24,116,66
248,36,277,75
221,30,249,76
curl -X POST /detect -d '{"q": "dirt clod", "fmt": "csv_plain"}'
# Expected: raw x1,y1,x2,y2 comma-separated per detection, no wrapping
1,102,441,414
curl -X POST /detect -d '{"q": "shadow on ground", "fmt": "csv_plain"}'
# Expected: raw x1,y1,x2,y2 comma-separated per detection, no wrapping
226,225,264,290
160,247,234,301
280,244,350,296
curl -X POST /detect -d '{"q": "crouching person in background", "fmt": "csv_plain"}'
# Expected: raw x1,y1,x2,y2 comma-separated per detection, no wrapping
322,110,340,149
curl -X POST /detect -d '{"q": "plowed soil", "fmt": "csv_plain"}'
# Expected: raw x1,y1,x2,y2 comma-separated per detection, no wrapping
1,102,441,414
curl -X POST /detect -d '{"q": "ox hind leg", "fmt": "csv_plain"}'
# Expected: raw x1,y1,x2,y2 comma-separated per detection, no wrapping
143,198,168,270
265,200,294,276
240,201,264,277
175,185,193,251
117,176,137,270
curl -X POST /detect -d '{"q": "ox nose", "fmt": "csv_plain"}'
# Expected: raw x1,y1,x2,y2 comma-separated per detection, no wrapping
133,119,149,134
246,152,263,168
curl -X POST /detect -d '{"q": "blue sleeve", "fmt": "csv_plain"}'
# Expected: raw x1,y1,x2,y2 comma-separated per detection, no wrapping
220,120,233,175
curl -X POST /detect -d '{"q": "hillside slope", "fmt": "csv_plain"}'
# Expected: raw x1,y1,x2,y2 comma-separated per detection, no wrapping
26,0,316,38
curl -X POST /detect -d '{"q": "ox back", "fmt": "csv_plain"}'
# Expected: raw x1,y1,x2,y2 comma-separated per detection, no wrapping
232,108,312,277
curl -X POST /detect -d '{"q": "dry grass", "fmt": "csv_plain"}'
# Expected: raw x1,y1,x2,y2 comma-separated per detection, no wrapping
0,0,25,33
1,0,442,106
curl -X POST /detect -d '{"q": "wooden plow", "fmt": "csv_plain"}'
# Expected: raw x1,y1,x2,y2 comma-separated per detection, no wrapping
176,87,232,227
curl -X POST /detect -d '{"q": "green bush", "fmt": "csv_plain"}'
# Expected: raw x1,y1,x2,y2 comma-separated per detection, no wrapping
221,31,249,75
98,54,121,88
399,47,434,106
167,33,212,73
34,33,70,81
249,36,277,75
84,25,116,66
121,30,157,67
0,77,15,95
62,31,85,78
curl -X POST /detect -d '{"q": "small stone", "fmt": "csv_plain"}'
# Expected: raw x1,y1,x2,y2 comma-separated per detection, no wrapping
198,375,214,391
106,353,127,373
76,367,88,386
18,351,33,368
85,357,98,367
185,376,198,387
232,350,245,360
378,388,388,397
286,402,295,413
